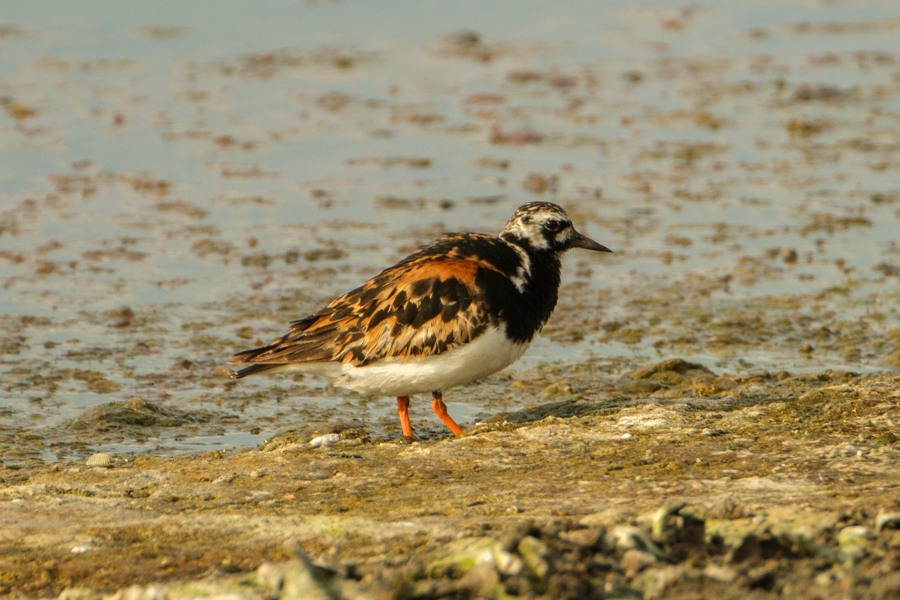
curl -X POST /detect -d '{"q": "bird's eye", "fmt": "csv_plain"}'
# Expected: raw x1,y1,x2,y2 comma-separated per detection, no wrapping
543,219,562,232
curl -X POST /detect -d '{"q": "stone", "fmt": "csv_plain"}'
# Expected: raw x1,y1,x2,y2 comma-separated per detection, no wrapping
517,536,549,581
559,526,604,549
632,566,687,600
728,533,800,564
707,495,749,520
110,585,168,600
428,537,505,578
579,508,631,528
457,560,501,597
877,511,900,532
57,588,102,600
621,549,657,577
281,558,340,600
256,561,289,595
838,526,873,564
704,564,737,583
606,526,667,560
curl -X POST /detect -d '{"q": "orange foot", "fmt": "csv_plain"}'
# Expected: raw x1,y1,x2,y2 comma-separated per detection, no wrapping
432,391,462,436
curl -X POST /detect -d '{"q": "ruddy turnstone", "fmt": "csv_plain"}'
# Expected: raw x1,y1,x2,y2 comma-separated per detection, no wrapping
230,201,611,437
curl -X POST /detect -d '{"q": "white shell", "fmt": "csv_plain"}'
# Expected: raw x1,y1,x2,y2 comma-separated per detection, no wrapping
309,433,340,447
86,452,113,467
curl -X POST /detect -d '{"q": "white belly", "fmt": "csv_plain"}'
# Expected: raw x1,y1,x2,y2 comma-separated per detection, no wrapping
335,327,530,397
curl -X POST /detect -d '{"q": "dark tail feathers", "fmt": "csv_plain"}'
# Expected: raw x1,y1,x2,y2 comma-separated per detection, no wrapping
230,363,282,379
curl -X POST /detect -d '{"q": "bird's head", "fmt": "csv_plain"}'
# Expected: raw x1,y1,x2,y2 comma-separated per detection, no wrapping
499,202,611,254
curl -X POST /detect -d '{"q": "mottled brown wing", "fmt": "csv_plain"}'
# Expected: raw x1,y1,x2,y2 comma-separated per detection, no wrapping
230,255,501,367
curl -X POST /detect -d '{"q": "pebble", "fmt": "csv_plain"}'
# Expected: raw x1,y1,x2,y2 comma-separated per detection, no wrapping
621,549,657,576
707,495,748,520
704,564,737,583
701,428,726,437
256,562,289,595
110,584,167,600
606,526,666,559
838,526,871,545
621,433,633,440
310,433,340,447
458,558,501,596
560,527,603,549
814,571,837,588
838,526,873,562
876,510,900,532
491,548,523,577
651,502,687,537
517,536,549,581
58,588,102,600
213,472,237,485
580,508,631,527
281,556,337,600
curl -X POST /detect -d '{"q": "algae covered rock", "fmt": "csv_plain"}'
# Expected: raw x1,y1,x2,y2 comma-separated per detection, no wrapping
70,398,212,430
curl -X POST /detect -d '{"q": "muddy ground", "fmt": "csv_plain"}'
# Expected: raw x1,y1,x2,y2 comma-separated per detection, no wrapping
2,358,900,599
3,1,900,599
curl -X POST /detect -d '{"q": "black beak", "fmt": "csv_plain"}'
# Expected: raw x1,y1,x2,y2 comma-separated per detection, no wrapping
570,230,612,253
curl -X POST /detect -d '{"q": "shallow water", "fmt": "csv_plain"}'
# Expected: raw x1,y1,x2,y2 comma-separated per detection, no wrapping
1,0,899,460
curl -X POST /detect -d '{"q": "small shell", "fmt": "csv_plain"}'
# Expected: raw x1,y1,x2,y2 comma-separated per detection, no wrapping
309,433,340,447
86,452,113,467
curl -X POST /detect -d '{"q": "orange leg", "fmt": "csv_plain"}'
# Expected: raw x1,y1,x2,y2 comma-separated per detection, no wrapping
432,392,462,436
396,396,413,437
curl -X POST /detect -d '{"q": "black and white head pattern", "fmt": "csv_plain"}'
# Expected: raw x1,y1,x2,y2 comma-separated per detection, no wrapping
499,201,577,252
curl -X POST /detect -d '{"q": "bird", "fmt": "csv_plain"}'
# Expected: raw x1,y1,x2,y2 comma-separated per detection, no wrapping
229,201,611,437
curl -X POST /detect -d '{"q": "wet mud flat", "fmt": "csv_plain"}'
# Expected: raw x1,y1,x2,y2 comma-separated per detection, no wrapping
2,1,900,599
2,360,899,600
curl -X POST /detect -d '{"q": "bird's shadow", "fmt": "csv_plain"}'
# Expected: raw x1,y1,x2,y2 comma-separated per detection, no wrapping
484,399,621,426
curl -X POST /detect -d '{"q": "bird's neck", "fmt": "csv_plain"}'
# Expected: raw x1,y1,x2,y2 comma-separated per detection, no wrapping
501,239,564,343
518,247,563,308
